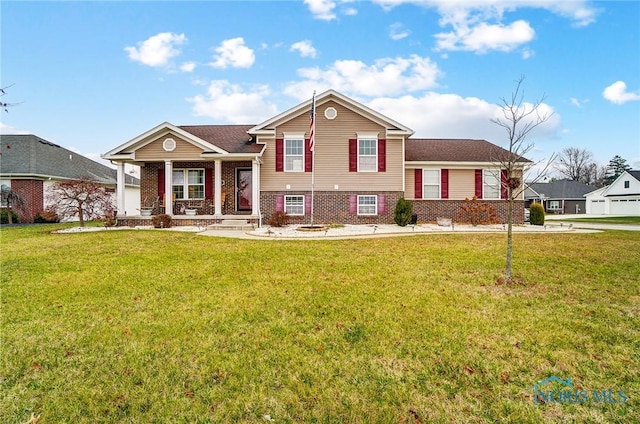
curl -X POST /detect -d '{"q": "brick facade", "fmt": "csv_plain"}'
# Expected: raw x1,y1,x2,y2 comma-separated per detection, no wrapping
261,191,404,225
411,199,525,224
10,179,44,222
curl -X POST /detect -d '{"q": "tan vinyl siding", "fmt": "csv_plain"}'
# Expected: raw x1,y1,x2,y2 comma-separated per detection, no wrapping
261,100,403,191
449,169,475,199
135,133,204,161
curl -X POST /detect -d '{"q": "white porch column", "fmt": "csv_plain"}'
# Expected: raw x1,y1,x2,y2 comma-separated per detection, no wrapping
214,159,222,216
164,160,173,215
252,157,260,216
116,162,126,215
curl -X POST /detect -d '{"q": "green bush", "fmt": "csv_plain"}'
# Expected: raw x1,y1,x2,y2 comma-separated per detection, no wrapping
529,203,545,226
0,210,20,224
151,214,172,228
394,198,413,226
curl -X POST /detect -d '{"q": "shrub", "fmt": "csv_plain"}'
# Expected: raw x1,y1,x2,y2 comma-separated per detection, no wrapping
457,197,498,226
267,211,289,227
33,207,60,223
529,203,545,226
394,198,413,226
151,214,172,228
0,209,20,224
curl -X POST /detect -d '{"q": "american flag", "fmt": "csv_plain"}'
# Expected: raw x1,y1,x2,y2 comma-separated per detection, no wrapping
309,92,316,152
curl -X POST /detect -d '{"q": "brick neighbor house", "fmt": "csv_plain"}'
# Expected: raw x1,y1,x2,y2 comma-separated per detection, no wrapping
102,89,528,226
0,134,139,222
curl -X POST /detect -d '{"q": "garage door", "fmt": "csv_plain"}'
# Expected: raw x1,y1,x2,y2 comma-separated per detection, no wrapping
589,199,605,214
609,198,640,215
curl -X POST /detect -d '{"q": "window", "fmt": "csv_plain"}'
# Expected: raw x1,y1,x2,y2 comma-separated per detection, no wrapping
285,195,304,215
172,169,204,199
483,169,500,199
285,138,304,172
358,195,377,215
0,182,10,207
549,200,560,210
624,180,630,188
358,139,377,172
423,169,440,199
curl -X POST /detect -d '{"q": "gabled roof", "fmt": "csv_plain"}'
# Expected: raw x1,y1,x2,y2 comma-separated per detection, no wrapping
1,134,139,186
600,169,640,197
248,89,414,136
629,170,640,182
405,138,531,163
179,125,263,154
526,180,594,200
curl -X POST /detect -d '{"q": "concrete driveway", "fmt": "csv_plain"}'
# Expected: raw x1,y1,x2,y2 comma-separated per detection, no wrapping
546,215,640,232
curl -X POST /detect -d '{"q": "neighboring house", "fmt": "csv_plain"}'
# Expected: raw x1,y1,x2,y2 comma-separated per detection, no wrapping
0,134,140,221
102,89,528,226
524,180,594,214
585,170,640,215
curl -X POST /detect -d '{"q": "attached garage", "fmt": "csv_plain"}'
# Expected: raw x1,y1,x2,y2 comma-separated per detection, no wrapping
585,171,640,216
589,199,606,215
609,197,640,215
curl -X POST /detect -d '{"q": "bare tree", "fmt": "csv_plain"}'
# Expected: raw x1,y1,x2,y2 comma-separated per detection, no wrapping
490,76,555,283
49,178,115,227
556,147,594,182
583,162,608,187
1,84,21,112
1,185,27,224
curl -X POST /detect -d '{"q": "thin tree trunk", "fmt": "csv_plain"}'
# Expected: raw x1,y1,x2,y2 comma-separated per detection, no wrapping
78,203,85,227
505,191,514,281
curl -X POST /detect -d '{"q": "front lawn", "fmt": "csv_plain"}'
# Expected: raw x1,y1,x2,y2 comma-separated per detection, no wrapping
1,225,638,423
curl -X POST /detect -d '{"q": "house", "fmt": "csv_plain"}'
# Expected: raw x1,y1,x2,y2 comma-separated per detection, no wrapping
585,170,640,215
524,180,594,214
0,134,140,221
102,90,528,226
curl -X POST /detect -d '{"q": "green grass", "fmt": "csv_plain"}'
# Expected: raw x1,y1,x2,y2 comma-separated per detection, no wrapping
555,216,640,225
1,224,639,423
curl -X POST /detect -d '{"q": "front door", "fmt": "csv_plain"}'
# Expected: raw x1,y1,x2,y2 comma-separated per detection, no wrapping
237,168,252,211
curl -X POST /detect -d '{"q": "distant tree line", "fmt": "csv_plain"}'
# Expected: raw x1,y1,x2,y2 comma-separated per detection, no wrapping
555,147,632,187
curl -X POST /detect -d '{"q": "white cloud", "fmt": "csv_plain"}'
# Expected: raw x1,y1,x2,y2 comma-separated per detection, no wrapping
304,0,337,21
0,122,29,134
602,81,640,105
186,81,278,123
521,47,534,59
389,22,410,40
367,91,560,143
124,32,186,67
210,38,255,69
284,54,442,99
343,7,358,16
290,40,318,58
180,62,196,73
435,19,535,53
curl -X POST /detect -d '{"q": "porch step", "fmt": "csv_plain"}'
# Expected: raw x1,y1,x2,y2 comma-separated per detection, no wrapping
207,219,254,231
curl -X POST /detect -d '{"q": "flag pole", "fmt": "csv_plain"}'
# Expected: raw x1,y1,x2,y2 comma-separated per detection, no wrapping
310,91,316,227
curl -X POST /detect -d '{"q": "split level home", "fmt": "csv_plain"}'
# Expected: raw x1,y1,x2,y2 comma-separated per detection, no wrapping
0,134,139,222
585,170,640,215
102,89,528,226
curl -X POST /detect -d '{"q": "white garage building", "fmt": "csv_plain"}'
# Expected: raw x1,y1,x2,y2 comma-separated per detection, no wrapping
585,170,640,215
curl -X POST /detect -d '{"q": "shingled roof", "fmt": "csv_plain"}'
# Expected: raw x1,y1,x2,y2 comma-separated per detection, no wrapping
179,125,263,154
405,138,530,163
0,134,139,186
527,180,594,200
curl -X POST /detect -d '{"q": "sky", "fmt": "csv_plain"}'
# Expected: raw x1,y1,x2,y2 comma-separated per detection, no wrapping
1,0,639,177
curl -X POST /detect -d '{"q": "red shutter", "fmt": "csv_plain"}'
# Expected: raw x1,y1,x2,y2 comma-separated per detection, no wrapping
378,194,387,215
349,139,357,172
205,168,213,199
414,169,422,199
501,169,508,199
378,139,386,172
349,194,357,214
275,139,284,172
305,139,313,173
475,169,483,199
275,195,284,212
441,169,449,199
158,168,165,198
305,195,312,216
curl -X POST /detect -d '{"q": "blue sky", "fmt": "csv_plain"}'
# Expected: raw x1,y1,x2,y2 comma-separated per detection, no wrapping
2,0,639,175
